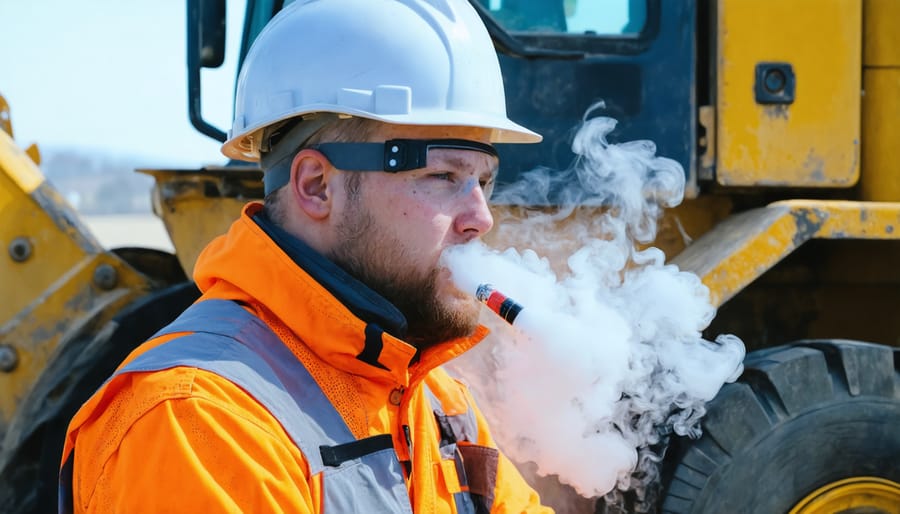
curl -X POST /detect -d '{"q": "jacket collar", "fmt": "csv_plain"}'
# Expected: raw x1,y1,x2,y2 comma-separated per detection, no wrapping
252,209,409,339
192,202,487,386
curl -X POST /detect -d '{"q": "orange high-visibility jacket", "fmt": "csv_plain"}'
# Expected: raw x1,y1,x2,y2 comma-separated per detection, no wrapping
61,202,552,513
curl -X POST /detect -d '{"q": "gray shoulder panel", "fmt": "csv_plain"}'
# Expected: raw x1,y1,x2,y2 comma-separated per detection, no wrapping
117,299,353,473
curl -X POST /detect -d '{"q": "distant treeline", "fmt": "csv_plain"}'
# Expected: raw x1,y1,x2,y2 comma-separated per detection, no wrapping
39,149,155,215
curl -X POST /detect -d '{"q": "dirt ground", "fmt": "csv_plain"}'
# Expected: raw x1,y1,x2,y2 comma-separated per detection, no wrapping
83,213,174,252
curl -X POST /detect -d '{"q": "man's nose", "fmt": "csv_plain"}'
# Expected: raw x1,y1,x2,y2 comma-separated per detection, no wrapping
454,178,494,239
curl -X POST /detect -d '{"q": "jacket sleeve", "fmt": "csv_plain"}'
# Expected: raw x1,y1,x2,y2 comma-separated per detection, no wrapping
70,372,316,513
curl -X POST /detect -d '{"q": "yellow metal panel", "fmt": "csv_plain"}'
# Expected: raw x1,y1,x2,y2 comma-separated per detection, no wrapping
141,168,260,277
672,200,900,306
786,200,900,238
1,138,95,325
0,128,156,433
0,93,11,137
0,252,150,431
673,204,800,306
24,143,41,166
861,69,900,201
864,0,900,66
716,0,862,187
0,130,42,195
161,196,248,277
0,185,89,324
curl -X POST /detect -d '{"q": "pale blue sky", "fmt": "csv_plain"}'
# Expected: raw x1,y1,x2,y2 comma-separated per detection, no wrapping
1,0,245,167
2,0,634,168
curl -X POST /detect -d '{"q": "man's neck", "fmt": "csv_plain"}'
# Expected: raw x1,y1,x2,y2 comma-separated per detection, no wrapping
251,210,409,339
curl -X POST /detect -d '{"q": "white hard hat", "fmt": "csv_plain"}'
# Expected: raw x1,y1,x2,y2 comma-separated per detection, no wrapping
221,0,542,162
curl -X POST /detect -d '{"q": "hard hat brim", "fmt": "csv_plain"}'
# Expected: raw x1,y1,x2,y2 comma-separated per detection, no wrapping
222,107,542,162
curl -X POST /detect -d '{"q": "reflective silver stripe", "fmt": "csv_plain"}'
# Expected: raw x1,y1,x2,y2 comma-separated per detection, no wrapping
60,299,412,513
120,299,350,473
424,384,496,514
424,384,479,445
323,448,412,514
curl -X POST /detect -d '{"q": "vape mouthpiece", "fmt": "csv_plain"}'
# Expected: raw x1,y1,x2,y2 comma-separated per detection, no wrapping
475,284,524,325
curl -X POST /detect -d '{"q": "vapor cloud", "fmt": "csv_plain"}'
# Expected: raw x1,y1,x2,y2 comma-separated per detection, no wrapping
442,111,745,512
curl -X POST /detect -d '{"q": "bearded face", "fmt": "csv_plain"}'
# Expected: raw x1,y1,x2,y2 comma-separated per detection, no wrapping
302,124,498,350
329,178,483,349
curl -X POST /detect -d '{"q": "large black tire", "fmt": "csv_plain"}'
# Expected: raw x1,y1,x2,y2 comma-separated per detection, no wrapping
660,340,900,514
0,280,199,514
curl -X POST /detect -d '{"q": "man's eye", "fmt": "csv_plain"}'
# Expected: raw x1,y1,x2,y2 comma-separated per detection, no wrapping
430,172,453,181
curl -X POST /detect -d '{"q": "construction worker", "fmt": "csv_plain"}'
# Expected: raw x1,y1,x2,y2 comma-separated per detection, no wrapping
59,0,551,512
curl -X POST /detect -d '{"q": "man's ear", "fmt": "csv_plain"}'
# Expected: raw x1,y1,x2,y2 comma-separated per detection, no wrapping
289,149,335,220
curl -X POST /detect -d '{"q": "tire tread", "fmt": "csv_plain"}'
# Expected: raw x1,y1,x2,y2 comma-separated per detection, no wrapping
660,340,900,514
799,340,896,398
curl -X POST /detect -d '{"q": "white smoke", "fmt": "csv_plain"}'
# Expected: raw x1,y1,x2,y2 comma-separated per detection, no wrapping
441,111,745,512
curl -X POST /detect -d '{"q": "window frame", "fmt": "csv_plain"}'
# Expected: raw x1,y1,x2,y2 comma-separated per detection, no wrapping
470,0,660,56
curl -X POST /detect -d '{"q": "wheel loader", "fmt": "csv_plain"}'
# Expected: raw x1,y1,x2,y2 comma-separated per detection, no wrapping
1,0,898,512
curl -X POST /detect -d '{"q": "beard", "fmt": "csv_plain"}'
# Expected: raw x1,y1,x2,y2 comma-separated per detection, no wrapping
329,197,480,350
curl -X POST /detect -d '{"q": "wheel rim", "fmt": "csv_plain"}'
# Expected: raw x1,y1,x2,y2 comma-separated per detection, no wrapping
789,477,900,514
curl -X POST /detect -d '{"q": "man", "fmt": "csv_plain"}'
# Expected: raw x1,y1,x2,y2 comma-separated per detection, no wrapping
60,0,550,512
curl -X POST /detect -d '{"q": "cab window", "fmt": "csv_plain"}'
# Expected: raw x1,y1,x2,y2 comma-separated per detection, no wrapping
480,0,647,35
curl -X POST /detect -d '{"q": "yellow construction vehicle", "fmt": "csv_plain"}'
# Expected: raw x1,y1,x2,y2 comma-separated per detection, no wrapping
1,0,898,512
